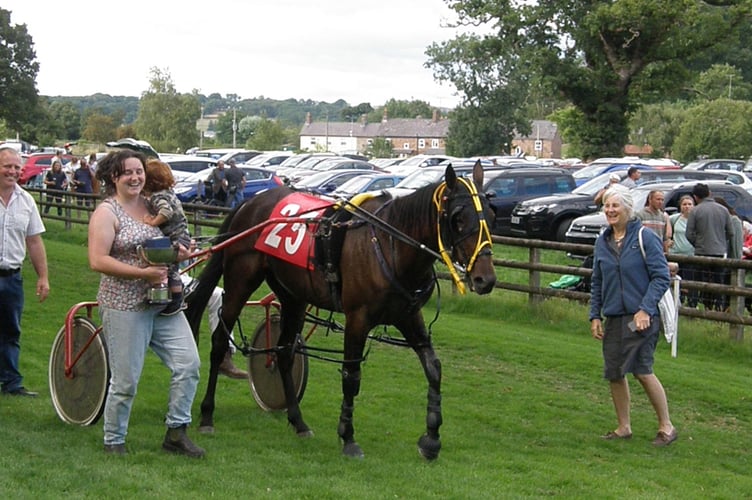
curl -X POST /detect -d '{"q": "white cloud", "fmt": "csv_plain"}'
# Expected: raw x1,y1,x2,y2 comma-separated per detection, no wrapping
5,0,463,108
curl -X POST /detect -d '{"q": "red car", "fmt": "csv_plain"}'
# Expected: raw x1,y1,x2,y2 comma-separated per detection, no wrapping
20,153,77,186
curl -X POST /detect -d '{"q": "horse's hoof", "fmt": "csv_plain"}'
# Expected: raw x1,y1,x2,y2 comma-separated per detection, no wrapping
198,425,215,434
342,442,364,459
297,429,314,438
417,434,441,461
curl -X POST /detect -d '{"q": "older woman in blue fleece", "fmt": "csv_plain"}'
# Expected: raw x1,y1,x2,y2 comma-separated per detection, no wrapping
589,186,678,447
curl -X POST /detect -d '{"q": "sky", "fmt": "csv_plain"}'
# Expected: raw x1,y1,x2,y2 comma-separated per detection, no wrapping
4,0,467,109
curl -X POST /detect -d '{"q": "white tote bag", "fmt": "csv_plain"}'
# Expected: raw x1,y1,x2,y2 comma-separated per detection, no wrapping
638,228,678,343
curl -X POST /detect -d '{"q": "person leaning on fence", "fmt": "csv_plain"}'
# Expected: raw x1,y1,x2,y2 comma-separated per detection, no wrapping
669,195,697,307
71,156,95,215
88,149,204,457
637,190,673,253
0,146,50,397
43,159,68,215
686,183,733,312
589,186,678,447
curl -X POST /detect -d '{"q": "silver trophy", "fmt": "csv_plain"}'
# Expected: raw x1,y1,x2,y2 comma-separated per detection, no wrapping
137,237,177,305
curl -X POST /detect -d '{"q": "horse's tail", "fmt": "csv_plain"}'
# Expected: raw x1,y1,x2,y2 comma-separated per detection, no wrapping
184,209,240,343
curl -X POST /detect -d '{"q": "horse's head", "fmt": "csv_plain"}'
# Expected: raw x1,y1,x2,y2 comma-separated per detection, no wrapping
434,161,497,295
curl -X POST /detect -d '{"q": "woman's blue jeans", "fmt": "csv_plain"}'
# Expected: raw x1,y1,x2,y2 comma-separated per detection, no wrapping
100,307,200,446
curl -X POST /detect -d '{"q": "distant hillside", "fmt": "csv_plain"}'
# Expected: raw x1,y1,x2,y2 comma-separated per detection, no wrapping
47,94,353,127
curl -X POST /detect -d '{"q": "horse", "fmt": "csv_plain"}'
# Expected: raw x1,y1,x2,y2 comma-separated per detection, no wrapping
184,162,497,460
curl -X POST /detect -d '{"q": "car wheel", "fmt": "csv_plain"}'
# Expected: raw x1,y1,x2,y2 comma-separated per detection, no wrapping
556,217,575,242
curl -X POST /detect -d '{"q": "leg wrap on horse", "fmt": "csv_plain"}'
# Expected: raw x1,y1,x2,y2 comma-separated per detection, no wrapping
338,369,361,442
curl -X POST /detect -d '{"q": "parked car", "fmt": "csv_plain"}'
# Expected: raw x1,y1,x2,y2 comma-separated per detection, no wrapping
386,154,456,176
19,152,76,186
564,180,752,256
387,163,509,198
330,173,405,197
242,151,294,168
160,154,218,182
483,168,576,236
510,168,752,241
274,153,340,180
287,158,380,184
173,165,283,203
291,169,371,194
571,157,679,186
683,158,746,173
194,148,261,164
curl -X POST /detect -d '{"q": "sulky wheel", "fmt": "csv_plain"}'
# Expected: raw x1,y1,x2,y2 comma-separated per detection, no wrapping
49,317,109,425
248,313,308,411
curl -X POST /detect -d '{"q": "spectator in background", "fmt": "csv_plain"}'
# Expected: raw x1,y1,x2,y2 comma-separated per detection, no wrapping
620,167,641,189
669,195,697,307
743,221,752,259
686,183,733,311
206,160,227,205
594,173,621,207
43,159,68,215
715,198,743,259
0,146,50,397
71,157,95,216
88,153,100,193
224,159,245,208
637,190,673,253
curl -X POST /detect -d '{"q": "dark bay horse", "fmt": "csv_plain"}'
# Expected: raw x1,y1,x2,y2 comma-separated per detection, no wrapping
185,162,497,459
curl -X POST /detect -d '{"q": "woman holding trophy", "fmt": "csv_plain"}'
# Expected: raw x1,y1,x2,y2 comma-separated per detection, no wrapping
88,149,205,458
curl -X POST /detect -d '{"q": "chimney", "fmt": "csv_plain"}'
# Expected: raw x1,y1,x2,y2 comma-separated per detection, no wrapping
305,112,312,125
360,114,368,125
382,106,388,123
432,109,439,123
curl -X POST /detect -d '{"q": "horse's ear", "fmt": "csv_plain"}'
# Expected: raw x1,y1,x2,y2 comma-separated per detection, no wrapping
472,160,483,189
445,165,457,189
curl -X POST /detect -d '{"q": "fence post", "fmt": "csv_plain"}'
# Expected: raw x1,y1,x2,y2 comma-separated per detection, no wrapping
528,246,542,306
730,268,746,341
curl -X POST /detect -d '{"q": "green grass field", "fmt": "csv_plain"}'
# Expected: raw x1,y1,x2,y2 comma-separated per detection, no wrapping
1,221,751,498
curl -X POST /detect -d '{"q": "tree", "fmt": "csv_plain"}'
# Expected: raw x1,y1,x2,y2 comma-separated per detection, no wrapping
135,67,200,152
365,137,394,158
672,98,752,162
82,112,118,145
691,64,752,101
245,118,291,150
0,8,39,132
628,102,689,158
48,100,81,140
427,0,752,159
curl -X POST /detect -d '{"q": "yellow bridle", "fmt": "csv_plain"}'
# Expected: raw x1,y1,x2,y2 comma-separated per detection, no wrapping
432,177,494,294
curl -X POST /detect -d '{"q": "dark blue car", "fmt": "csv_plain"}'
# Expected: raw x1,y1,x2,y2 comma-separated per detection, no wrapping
174,166,283,203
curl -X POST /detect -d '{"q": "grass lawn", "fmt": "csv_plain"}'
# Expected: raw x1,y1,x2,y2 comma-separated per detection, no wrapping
1,220,751,498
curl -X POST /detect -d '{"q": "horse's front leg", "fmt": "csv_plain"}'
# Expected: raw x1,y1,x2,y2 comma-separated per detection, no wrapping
337,317,369,458
398,313,442,460
275,302,312,437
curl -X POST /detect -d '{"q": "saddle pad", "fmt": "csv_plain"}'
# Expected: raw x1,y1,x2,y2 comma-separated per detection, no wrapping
254,192,334,269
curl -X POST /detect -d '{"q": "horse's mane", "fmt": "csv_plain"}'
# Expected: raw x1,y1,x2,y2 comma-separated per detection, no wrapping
385,183,439,231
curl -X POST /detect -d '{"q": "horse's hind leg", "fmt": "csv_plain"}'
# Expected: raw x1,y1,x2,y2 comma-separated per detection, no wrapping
397,313,442,460
199,256,264,433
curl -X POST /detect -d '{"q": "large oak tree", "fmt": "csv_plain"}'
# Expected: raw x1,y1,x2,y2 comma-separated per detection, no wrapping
427,0,752,159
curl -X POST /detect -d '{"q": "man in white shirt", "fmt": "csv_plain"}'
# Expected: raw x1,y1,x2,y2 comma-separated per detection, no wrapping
0,147,50,397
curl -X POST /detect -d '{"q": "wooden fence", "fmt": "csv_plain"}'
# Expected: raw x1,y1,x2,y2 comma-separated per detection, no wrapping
29,187,752,341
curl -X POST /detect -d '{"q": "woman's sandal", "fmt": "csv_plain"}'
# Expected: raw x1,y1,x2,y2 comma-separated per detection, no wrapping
602,430,633,440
